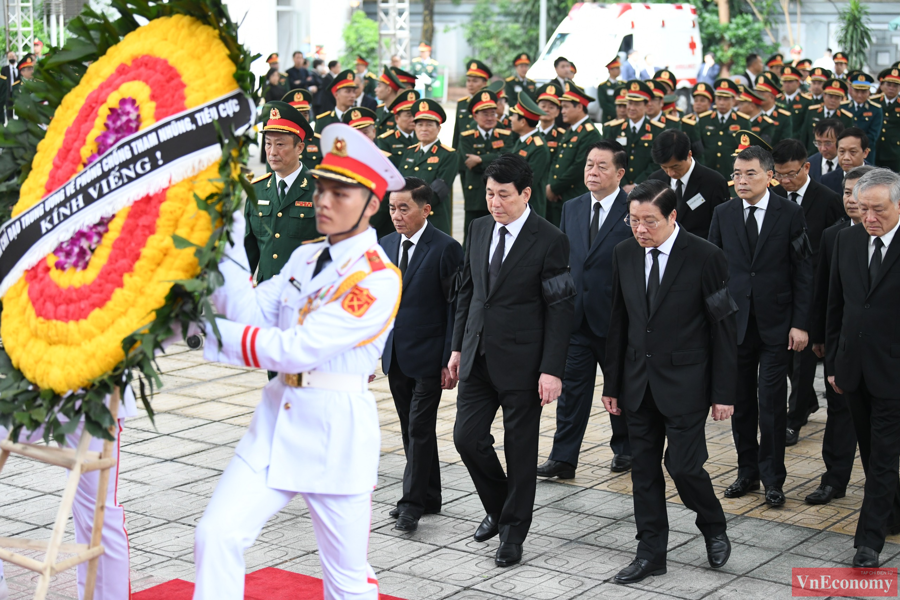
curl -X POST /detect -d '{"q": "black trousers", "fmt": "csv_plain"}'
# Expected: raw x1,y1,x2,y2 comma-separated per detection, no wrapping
550,324,630,467
627,386,726,564
787,346,821,430
819,361,857,492
732,314,790,488
387,359,443,518
454,354,542,544
845,378,900,552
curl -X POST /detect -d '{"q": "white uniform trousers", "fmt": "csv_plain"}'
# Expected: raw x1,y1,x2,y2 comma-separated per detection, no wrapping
193,455,378,600
0,421,130,600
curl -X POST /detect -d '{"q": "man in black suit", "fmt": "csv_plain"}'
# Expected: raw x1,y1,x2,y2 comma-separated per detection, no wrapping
603,180,736,584
827,168,900,568
380,178,464,532
649,130,730,240
709,145,814,507
821,127,871,195
806,165,872,505
286,51,312,90
449,154,574,567
807,119,845,183
1,51,17,124
537,141,633,481
771,139,844,447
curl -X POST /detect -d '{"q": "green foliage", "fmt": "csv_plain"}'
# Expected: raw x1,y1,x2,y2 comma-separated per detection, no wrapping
340,10,379,69
0,0,52,54
699,10,778,72
838,0,872,71
460,0,526,79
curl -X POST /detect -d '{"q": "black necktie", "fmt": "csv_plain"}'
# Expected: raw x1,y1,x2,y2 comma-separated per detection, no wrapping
312,247,331,277
790,192,799,204
399,240,412,276
746,206,759,256
489,226,508,294
675,179,684,203
647,248,661,311
870,237,884,287
826,160,834,173
278,180,287,200
590,203,601,246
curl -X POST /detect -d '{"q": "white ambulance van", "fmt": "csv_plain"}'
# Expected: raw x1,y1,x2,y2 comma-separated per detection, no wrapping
528,3,704,121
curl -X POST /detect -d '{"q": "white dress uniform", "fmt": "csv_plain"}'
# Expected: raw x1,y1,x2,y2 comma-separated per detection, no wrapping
194,124,404,600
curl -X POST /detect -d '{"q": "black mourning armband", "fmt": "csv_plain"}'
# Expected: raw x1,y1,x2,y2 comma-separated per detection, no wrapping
430,179,450,204
542,272,576,305
791,230,812,260
442,266,462,303
705,287,738,323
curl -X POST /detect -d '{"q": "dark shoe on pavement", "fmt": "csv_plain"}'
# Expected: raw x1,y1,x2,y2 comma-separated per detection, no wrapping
805,485,845,505
614,558,667,584
610,454,633,473
393,512,419,532
765,487,786,507
705,533,731,568
389,506,439,519
495,542,522,567
474,514,499,542
536,459,576,479
786,427,799,447
723,477,760,498
853,546,879,568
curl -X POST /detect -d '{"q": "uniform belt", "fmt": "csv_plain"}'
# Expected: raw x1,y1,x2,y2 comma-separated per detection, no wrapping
280,371,369,392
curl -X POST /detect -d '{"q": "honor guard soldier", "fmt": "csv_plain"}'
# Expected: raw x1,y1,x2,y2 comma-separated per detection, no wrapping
875,67,900,171
535,83,567,161
737,86,777,145
766,53,785,77
487,79,512,129
755,73,794,143
545,82,601,225
509,92,551,217
682,82,713,155
392,66,417,90
375,66,405,135
780,66,815,133
397,98,457,235
597,57,622,121
195,123,404,600
355,56,378,97
283,88,323,170
458,90,514,233
799,78,854,153
832,52,849,79
411,42,439,97
377,90,421,166
452,60,492,148
602,80,662,190
505,53,537,101
315,69,359,130
696,78,752,181
246,101,318,283
847,71,884,164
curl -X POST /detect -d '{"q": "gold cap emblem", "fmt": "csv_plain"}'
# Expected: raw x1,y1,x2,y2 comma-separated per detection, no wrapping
565,83,571,92
269,107,281,120
481,92,490,101
331,137,348,157
893,69,899,77
419,100,429,112
470,62,478,69
408,91,417,101
631,82,639,91
740,134,750,146
351,109,361,120
831,81,840,89
347,72,354,80
547,85,555,94
294,92,303,102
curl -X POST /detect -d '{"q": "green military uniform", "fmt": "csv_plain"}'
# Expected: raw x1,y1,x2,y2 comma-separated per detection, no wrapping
846,72,884,164
696,110,753,181
411,44,439,98
505,52,537,101
376,90,421,166
597,78,620,122
875,67,900,171
339,107,394,238
280,88,319,171
509,92,551,217
753,73,794,144
799,104,854,152
452,60,492,150
374,67,405,136
781,92,816,133
300,132,323,171
604,118,665,186
315,69,357,132
683,83,714,155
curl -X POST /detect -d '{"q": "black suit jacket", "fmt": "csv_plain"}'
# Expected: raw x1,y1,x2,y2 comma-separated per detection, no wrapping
452,210,573,390
807,152,827,183
826,224,900,398
380,224,464,379
708,192,814,345
560,189,632,337
649,161,730,239
286,66,311,90
821,168,844,196
795,178,844,267
603,229,737,416
358,94,377,111
811,219,850,344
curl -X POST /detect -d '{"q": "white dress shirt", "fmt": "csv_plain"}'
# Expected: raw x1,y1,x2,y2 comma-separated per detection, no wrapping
539,123,556,136
335,107,345,121
399,220,429,264
645,224,680,286
821,154,836,175
869,218,900,264
742,191,770,231
789,176,811,206
671,158,696,194
275,165,303,195
520,128,540,143
590,188,618,235
477,125,493,139
571,115,590,131
419,140,438,154
716,109,732,124
489,205,531,263
628,116,645,134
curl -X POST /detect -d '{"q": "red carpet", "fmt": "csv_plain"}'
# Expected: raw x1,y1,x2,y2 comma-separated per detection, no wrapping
133,567,406,599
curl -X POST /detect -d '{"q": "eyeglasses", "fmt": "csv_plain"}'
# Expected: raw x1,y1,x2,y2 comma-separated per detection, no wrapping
731,171,764,182
624,216,662,229
773,168,804,180
814,140,836,149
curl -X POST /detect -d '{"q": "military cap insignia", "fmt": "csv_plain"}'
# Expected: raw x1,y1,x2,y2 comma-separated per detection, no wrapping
470,62,478,69
352,109,361,120
740,134,750,146
332,137,348,157
631,82,640,91
269,107,281,120
831,82,840,89
419,100,429,111
565,83,571,91
408,91,417,101
347,72,354,81
894,69,899,77
698,84,707,91
480,92,489,101
294,92,303,102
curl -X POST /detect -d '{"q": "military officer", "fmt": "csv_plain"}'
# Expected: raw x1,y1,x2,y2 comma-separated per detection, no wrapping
487,79,512,129
795,58,813,91
737,86,778,145
315,69,359,130
265,53,288,87
195,123,404,600
833,52,849,80
508,92,551,217
799,78,854,153
645,80,679,130
505,52,537,101
601,80,662,191
613,85,628,121
283,88,323,171
246,101,318,284
875,67,900,171
807,67,830,104
457,90,514,234
535,83,567,162
377,89,420,166
662,94,681,119
695,78,752,180
596,57,622,121
779,66,816,133
766,53,785,77
846,71,884,164
394,98,457,235
452,59,492,149
354,56,378,97
375,66,405,135
392,66,417,90
411,42,439,98
755,73,794,143
341,107,379,141
652,68,677,94
682,82,713,155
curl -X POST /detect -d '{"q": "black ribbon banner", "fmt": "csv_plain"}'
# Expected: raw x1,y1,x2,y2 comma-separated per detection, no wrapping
0,89,255,296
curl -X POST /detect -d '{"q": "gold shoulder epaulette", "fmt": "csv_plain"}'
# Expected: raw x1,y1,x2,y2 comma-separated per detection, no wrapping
0,74,5,80
316,110,333,119
461,129,478,137
801,93,812,100
408,142,420,149
302,236,326,245
840,99,851,106
667,115,681,122
728,180,735,187
808,103,822,110
698,110,714,118
681,116,697,126
871,93,884,102
505,76,515,81
314,132,321,139
381,149,393,157
762,115,775,124
11,80,19,86
736,111,750,119
556,127,566,134
458,96,470,103
604,118,625,127
840,109,854,118
771,179,780,186
585,123,595,131
651,120,665,128
440,144,456,152
378,129,395,139
533,136,544,146
869,100,882,108
251,172,272,184
495,128,512,135
778,108,792,116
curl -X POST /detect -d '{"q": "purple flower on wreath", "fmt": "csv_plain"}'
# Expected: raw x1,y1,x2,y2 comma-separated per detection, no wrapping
55,98,141,270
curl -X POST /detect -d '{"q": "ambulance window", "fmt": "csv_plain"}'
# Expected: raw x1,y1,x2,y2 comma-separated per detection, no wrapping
618,34,633,55
545,33,570,56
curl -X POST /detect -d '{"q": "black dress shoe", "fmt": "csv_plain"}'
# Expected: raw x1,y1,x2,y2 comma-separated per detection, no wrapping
474,514,499,542
705,533,731,568
805,485,845,505
393,512,419,532
495,542,522,567
536,459,575,479
765,487,786,507
853,546,879,568
389,506,439,519
613,558,667,584
610,454,633,473
786,427,799,447
723,477,760,498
